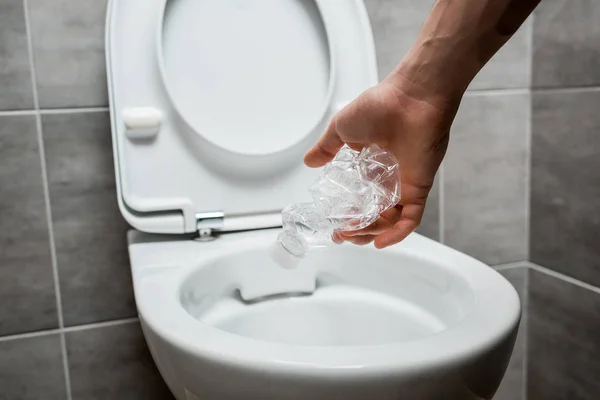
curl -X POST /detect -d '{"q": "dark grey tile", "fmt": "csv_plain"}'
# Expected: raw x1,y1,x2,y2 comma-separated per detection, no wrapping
530,90,600,287
42,112,134,326
495,266,527,400
533,0,600,88
28,0,108,108
0,115,57,335
364,0,531,89
444,93,529,265
67,322,174,400
0,0,34,110
470,18,531,91
415,174,440,241
0,334,67,399
528,268,600,399
364,0,435,80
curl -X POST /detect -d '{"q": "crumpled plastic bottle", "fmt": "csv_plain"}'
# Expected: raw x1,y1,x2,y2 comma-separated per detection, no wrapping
271,144,401,268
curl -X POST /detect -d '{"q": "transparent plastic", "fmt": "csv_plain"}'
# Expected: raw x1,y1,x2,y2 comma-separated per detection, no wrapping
272,144,400,268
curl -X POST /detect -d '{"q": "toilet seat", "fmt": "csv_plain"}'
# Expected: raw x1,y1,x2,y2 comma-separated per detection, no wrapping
106,0,378,235
129,230,519,375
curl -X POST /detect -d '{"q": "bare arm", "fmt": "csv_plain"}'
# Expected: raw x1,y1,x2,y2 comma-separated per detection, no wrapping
392,0,541,106
305,0,542,248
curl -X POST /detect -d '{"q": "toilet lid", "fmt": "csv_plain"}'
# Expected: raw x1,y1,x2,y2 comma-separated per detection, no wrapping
159,0,335,158
106,0,377,234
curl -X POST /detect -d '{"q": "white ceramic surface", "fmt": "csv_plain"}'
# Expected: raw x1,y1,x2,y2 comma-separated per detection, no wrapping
130,230,520,400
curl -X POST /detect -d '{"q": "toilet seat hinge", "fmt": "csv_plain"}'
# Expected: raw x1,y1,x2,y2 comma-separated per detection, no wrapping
195,211,225,241
194,210,282,240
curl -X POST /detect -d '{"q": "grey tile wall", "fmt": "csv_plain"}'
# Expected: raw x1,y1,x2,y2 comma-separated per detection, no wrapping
0,0,34,110
444,93,529,265
531,90,600,288
364,0,435,79
364,0,532,90
0,115,57,336
415,176,440,241
66,322,173,400
28,0,108,108
496,266,528,400
533,0,600,88
472,18,532,91
42,111,134,327
526,0,600,397
9,0,600,399
0,334,67,399
528,268,600,399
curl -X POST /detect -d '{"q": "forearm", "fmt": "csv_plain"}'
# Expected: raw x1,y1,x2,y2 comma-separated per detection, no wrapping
387,0,541,106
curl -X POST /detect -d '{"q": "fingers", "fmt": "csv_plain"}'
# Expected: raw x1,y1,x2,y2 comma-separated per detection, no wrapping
346,235,377,246
374,203,424,249
304,118,344,168
334,231,377,246
342,207,403,237
333,206,402,248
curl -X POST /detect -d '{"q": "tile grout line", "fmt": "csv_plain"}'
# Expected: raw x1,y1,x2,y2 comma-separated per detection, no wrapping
528,262,600,295
22,1,72,398
40,107,109,114
62,317,139,333
0,109,36,116
465,87,530,97
466,86,600,96
525,12,534,269
0,328,62,343
522,266,530,400
524,16,532,399
492,261,530,271
0,317,140,343
438,162,445,244
525,91,532,264
532,85,600,94
0,107,109,117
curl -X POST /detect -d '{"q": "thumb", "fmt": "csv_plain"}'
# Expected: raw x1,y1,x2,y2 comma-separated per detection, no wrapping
304,118,344,168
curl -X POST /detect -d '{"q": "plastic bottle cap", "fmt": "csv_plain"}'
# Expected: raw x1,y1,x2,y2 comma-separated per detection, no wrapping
269,241,302,270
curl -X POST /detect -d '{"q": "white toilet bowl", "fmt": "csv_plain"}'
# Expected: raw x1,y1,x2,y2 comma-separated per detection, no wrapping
129,230,519,400
106,1,521,399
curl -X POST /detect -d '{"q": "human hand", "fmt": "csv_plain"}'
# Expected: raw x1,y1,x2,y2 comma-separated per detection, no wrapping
304,78,460,248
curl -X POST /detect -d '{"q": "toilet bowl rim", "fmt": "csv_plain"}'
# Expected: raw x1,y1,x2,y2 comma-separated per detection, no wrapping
131,232,521,374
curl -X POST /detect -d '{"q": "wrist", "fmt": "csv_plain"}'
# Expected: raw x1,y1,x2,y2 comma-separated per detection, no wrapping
383,58,465,118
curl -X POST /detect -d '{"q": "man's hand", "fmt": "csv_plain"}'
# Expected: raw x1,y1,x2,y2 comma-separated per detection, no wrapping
304,80,458,248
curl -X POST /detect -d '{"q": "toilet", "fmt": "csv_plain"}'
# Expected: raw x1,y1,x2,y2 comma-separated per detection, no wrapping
105,1,521,399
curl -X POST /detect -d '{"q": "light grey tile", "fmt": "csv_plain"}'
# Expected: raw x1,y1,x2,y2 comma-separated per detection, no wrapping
533,0,600,88
67,322,174,400
0,115,57,335
364,0,435,80
495,266,527,400
528,268,600,399
444,93,529,265
0,0,34,110
28,0,108,108
42,112,134,326
470,18,532,91
365,0,531,89
0,334,67,399
530,90,600,287
415,174,440,241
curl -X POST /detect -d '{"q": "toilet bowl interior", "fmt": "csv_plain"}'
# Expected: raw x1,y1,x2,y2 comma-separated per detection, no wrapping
179,245,476,347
